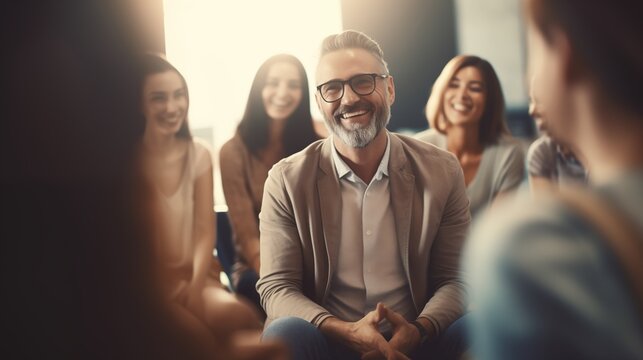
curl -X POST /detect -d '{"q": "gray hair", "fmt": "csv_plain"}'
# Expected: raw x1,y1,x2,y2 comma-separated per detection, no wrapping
319,30,389,73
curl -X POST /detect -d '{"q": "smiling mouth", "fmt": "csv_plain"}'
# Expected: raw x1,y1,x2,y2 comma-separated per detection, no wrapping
339,109,370,119
451,103,472,112
270,100,293,108
161,116,181,124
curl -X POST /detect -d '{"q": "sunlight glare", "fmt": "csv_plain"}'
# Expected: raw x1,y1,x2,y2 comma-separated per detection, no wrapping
163,0,342,205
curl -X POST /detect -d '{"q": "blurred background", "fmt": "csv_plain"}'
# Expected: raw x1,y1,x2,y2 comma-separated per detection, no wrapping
130,0,533,206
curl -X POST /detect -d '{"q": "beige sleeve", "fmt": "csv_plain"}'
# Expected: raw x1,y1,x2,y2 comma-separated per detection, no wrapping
219,139,260,265
419,159,470,336
256,165,333,326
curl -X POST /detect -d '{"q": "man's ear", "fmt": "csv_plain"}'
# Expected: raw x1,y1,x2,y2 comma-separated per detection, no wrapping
387,75,396,106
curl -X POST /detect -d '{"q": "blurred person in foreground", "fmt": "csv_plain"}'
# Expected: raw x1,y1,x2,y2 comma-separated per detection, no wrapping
416,55,524,219
466,0,643,359
220,54,321,314
258,30,471,360
0,2,284,359
526,76,587,194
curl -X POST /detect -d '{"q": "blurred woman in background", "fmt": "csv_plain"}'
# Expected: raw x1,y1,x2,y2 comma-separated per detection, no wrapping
220,54,321,311
138,54,265,336
139,54,220,311
416,55,524,218
466,0,643,358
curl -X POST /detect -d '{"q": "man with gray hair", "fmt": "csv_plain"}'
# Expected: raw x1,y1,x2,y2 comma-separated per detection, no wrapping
258,30,470,359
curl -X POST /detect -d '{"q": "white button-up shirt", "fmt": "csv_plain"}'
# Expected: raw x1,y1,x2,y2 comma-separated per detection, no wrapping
326,134,415,332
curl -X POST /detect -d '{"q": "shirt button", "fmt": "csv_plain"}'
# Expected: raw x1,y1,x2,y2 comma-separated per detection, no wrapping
366,230,372,236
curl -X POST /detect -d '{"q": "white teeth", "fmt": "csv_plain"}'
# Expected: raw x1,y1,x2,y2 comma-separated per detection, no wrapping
341,110,368,119
452,103,470,112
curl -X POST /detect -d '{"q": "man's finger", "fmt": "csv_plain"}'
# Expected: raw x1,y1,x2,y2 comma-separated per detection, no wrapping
366,303,385,324
373,334,395,360
387,349,411,360
383,306,408,327
361,350,385,360
374,302,387,322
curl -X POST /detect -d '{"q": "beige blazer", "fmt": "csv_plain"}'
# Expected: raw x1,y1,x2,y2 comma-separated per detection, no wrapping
257,132,470,335
219,134,269,281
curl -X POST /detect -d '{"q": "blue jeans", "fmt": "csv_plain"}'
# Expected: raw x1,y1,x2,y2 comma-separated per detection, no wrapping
263,315,469,360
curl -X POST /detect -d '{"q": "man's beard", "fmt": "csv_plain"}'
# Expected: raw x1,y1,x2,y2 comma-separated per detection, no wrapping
323,100,390,148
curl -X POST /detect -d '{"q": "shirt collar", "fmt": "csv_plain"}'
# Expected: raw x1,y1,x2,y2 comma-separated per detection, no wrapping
330,132,391,182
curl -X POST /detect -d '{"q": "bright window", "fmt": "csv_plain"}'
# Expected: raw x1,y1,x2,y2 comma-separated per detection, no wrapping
162,0,343,206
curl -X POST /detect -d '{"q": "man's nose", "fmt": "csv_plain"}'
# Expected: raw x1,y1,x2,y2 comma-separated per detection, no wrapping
340,83,360,105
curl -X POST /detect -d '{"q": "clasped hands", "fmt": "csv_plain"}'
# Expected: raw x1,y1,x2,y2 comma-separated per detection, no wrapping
331,302,424,360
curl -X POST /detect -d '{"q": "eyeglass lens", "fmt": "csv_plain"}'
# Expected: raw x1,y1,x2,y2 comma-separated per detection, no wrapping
321,74,376,102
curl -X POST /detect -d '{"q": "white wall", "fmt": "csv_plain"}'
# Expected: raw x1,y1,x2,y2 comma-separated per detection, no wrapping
454,0,527,108
163,0,343,206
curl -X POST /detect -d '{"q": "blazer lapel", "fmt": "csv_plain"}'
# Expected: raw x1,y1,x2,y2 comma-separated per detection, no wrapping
317,139,341,298
389,134,415,277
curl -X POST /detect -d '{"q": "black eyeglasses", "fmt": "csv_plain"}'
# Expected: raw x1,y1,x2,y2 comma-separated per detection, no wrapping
316,73,389,103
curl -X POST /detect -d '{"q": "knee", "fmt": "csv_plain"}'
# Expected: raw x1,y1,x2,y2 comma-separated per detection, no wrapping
263,317,329,360
201,287,262,334
263,317,320,341
432,314,470,359
443,313,470,342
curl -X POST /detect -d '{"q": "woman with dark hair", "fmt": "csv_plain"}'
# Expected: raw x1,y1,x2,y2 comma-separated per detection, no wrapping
466,0,643,359
139,54,218,310
415,55,524,217
220,54,321,308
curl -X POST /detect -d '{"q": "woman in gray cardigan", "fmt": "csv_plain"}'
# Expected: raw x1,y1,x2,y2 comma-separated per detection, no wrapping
416,55,524,218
